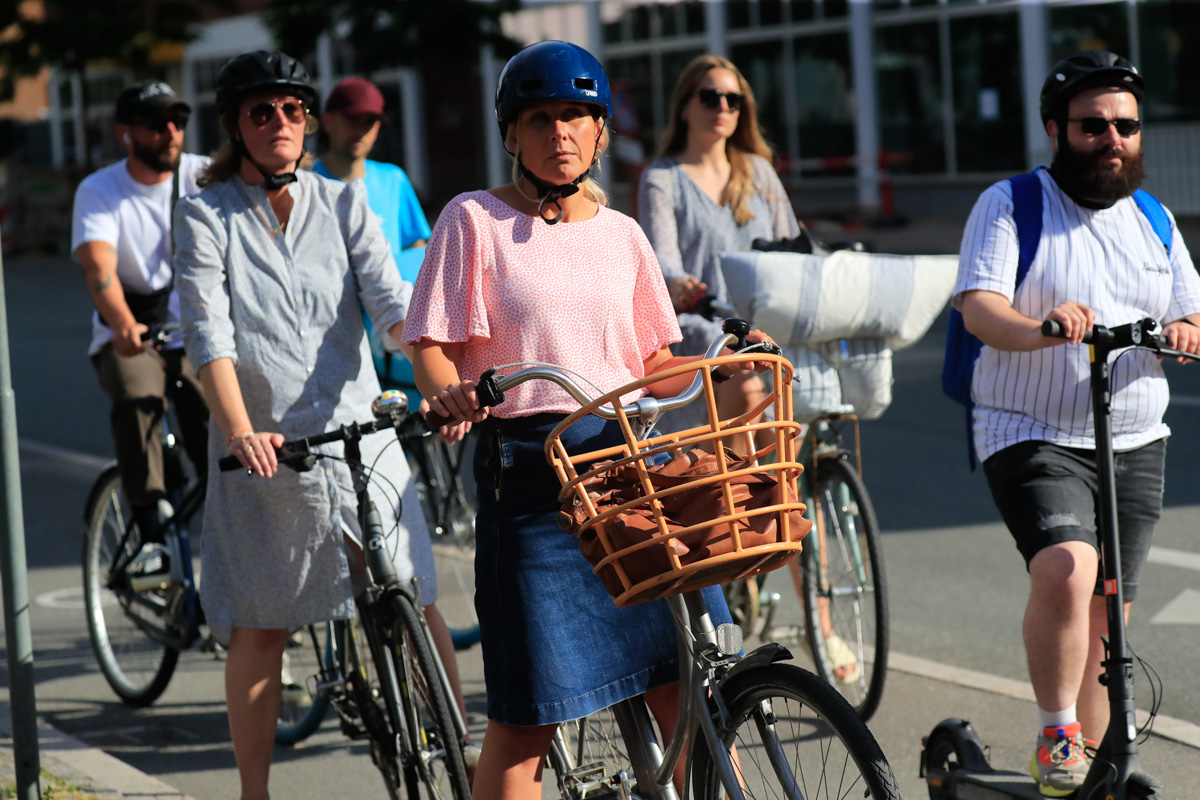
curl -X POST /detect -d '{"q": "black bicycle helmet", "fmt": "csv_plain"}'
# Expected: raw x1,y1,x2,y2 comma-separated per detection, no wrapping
494,41,612,225
216,50,317,115
216,50,316,190
1040,50,1145,123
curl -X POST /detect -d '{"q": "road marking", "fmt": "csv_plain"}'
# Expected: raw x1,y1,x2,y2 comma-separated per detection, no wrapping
1146,546,1200,573
888,650,1200,750
1150,588,1200,625
19,438,109,471
35,586,109,610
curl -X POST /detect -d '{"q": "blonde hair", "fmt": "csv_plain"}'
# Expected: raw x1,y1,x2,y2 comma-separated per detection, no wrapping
198,101,319,188
657,55,775,226
504,109,611,206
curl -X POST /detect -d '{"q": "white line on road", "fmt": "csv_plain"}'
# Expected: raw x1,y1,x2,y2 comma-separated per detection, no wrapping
19,439,110,471
889,650,1200,750
1146,546,1200,572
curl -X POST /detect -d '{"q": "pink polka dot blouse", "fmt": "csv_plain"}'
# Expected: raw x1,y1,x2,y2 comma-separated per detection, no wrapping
403,191,682,418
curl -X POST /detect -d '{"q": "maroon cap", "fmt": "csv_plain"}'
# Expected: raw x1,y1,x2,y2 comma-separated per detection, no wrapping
324,77,385,117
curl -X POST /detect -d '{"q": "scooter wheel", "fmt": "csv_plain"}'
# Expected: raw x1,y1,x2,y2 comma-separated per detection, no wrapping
922,719,989,800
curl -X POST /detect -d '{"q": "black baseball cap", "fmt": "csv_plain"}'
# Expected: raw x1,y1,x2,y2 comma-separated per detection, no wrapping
115,81,191,124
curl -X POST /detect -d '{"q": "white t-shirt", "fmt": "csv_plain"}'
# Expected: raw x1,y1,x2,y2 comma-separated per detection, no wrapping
953,168,1200,461
71,152,209,355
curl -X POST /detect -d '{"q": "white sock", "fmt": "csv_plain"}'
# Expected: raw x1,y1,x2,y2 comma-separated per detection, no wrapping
1038,704,1078,732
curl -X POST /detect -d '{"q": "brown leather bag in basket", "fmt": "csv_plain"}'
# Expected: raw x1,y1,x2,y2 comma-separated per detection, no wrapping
558,448,811,599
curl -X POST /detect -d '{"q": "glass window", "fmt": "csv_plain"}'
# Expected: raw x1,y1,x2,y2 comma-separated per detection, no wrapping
369,81,407,167
1136,1,1200,122
950,12,1024,173
193,59,223,95
728,1,751,30
876,21,945,174
685,2,706,34
608,54,656,181
730,41,787,156
792,33,855,176
194,102,220,156
761,0,783,27
1049,3,1129,62
630,4,652,40
820,0,848,19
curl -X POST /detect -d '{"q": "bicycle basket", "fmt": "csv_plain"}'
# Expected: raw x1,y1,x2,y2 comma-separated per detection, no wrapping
546,352,811,607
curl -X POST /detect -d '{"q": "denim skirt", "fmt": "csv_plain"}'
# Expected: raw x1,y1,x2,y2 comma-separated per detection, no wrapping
474,412,732,726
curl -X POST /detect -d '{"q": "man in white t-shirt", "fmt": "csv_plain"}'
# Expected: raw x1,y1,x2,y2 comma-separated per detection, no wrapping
72,80,211,547
953,51,1200,796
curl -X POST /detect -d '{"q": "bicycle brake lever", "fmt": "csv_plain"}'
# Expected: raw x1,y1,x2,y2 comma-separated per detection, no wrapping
477,368,505,407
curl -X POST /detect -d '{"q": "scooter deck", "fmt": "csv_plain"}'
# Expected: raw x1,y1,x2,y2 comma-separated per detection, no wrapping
932,768,1056,799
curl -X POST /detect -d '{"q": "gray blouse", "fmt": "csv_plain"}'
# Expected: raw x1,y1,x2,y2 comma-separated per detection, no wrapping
173,171,423,641
637,154,799,357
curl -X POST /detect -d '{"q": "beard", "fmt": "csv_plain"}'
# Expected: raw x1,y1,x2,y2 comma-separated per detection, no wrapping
131,137,181,173
1051,137,1146,205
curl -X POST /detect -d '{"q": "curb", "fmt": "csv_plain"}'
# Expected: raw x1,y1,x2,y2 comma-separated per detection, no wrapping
1,702,194,800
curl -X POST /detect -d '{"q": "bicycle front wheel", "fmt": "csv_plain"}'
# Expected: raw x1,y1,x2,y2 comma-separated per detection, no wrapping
275,621,335,745
389,592,471,800
82,466,179,707
691,663,902,800
801,454,889,720
407,432,480,650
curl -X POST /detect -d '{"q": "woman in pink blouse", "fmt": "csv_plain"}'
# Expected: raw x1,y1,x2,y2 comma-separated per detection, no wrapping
403,42,770,800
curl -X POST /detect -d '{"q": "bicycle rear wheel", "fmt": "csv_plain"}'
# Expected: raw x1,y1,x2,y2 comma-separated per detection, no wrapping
276,621,335,745
389,592,471,800
801,454,889,720
546,705,637,800
82,466,179,707
407,432,480,650
691,662,902,800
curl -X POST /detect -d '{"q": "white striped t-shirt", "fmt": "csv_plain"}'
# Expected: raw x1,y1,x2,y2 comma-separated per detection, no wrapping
953,169,1200,462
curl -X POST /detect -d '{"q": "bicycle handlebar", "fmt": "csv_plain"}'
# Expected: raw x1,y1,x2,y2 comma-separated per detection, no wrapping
217,392,425,473
424,318,782,429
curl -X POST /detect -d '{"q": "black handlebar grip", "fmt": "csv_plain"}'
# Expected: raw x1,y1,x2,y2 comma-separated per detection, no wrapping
218,454,244,471
424,409,459,429
1042,319,1096,343
1041,319,1066,339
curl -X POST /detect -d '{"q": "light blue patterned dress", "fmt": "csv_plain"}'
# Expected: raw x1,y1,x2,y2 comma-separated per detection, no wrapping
637,154,799,429
173,171,433,645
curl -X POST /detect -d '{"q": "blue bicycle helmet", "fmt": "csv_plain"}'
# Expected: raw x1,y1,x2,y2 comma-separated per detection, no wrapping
495,40,612,141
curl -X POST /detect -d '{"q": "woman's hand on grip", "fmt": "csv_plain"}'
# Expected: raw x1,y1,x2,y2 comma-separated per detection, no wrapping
429,381,490,425
228,431,286,478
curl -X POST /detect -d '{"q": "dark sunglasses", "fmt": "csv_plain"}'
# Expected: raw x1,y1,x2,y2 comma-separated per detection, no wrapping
1068,117,1142,137
134,113,189,134
697,88,744,111
247,100,308,127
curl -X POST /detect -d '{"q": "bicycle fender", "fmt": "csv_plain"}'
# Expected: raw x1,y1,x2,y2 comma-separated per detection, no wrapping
718,642,793,686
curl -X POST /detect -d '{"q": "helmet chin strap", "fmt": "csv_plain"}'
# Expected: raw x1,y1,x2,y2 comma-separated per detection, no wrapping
515,125,604,225
234,138,304,191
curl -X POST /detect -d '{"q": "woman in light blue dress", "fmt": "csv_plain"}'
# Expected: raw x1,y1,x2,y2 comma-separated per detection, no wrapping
637,55,799,440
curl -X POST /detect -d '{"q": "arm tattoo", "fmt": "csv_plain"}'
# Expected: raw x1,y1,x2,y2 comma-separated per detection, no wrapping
93,272,114,291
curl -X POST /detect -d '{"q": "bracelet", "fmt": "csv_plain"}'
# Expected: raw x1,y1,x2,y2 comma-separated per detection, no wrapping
1180,318,1198,327
226,429,254,448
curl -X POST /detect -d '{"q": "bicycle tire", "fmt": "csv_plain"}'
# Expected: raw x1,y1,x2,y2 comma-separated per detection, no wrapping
691,662,903,800
82,466,179,707
275,621,334,745
801,453,889,720
388,592,472,800
406,432,480,650
546,705,637,800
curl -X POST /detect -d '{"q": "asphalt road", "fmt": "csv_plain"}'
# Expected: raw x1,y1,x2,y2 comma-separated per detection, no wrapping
2,250,1199,799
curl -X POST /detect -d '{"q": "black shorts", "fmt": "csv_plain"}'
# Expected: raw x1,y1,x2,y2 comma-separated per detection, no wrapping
982,439,1166,600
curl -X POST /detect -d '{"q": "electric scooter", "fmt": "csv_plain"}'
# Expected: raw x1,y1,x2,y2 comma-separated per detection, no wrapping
921,317,1192,800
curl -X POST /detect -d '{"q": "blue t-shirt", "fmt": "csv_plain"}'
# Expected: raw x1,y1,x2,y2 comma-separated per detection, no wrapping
312,159,431,400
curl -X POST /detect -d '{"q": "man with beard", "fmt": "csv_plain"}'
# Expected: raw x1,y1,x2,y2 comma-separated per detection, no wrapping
953,50,1200,797
72,80,210,553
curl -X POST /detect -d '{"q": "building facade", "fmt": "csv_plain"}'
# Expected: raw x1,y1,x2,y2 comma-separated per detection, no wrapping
41,0,1200,223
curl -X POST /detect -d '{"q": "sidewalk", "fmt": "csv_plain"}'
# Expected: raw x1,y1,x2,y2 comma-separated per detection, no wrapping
0,699,193,800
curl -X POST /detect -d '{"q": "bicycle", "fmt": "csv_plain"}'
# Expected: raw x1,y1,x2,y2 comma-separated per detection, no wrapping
218,391,472,800
81,331,212,707
428,319,903,800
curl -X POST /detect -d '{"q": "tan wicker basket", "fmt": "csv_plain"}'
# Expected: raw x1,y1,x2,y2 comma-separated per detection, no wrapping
546,352,811,607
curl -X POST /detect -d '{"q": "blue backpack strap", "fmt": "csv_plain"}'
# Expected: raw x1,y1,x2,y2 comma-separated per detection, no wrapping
1009,168,1044,283
1133,189,1172,254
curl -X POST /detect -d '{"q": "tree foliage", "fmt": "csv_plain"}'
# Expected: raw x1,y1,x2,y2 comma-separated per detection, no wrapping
0,0,228,101
261,0,525,75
